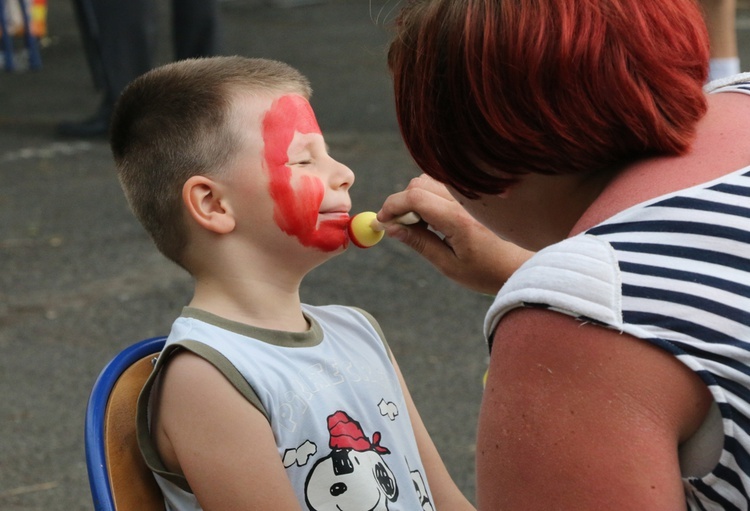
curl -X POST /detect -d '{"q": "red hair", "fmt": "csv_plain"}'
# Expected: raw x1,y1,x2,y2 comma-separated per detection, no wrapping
388,0,710,197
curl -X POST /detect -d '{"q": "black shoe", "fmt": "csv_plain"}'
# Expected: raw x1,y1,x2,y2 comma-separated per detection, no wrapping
57,103,112,138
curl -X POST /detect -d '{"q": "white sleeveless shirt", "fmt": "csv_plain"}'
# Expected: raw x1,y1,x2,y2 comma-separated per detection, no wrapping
137,305,436,511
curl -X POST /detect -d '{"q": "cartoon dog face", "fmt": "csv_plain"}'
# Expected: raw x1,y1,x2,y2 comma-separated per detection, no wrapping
304,449,398,511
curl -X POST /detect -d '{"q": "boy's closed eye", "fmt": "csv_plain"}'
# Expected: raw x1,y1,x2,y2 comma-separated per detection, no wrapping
289,144,332,166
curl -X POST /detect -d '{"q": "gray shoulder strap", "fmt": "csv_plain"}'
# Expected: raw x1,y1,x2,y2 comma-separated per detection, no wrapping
350,306,392,356
136,340,269,492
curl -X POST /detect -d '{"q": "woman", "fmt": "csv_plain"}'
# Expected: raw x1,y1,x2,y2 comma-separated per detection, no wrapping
377,0,750,509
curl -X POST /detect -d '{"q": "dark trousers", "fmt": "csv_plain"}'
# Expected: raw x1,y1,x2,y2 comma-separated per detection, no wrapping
70,0,220,106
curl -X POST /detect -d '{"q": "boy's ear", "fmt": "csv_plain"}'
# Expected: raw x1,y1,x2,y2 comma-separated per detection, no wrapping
182,176,236,234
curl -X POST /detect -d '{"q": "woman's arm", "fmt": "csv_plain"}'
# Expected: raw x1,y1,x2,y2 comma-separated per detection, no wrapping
378,174,533,295
478,308,713,510
151,351,303,510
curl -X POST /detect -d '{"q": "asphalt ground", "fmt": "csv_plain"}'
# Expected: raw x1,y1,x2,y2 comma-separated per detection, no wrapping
1,2,492,509
1,1,749,510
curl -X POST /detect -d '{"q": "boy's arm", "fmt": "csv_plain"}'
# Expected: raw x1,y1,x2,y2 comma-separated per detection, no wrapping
390,355,477,510
151,351,303,510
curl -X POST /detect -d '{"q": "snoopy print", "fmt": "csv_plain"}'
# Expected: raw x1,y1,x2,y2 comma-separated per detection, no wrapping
303,410,397,511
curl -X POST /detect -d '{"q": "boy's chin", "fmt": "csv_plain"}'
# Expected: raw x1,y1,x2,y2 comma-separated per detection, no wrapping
300,224,349,253
313,238,349,256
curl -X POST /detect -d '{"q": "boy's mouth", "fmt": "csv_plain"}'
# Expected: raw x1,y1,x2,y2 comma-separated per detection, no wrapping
317,211,350,229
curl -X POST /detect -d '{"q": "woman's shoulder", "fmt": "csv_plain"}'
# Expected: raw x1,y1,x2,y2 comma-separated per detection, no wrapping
704,72,750,94
484,235,623,345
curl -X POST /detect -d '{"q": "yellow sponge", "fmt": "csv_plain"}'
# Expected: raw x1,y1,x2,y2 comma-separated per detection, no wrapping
347,211,385,248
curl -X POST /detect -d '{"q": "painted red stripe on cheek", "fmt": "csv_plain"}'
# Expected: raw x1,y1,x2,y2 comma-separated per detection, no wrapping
261,95,346,252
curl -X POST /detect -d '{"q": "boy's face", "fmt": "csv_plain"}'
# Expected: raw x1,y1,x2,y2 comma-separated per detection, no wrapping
227,92,354,255
262,94,354,252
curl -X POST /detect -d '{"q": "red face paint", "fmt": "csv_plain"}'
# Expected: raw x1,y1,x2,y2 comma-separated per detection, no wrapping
262,95,348,252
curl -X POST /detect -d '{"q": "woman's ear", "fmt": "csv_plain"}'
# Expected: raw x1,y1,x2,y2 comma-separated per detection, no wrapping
182,176,236,234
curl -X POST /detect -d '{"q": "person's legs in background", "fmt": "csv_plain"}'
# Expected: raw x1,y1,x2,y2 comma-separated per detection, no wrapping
58,0,154,138
172,0,221,60
68,0,107,96
701,0,742,80
59,0,222,138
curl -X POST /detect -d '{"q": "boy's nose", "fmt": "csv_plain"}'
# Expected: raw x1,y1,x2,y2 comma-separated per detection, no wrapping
329,158,355,191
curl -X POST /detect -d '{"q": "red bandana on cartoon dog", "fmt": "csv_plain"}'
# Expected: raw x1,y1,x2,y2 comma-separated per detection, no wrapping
327,410,391,455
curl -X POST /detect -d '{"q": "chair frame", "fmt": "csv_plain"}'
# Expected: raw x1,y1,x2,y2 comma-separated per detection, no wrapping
85,336,167,511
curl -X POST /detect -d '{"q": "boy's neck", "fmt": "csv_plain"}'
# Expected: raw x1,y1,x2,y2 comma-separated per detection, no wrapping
188,274,309,332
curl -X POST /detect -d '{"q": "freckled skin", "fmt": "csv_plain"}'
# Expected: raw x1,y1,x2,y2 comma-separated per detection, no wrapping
262,95,348,252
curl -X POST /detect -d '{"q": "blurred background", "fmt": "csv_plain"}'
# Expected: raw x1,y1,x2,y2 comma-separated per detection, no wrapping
1,1,749,509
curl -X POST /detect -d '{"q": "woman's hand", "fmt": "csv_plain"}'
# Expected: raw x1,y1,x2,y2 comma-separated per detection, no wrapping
378,174,533,295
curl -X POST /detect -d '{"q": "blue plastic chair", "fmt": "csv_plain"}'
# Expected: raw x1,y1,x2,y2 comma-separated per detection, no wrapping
84,336,167,511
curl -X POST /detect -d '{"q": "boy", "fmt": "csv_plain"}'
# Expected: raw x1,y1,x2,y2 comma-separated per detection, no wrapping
110,56,474,510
